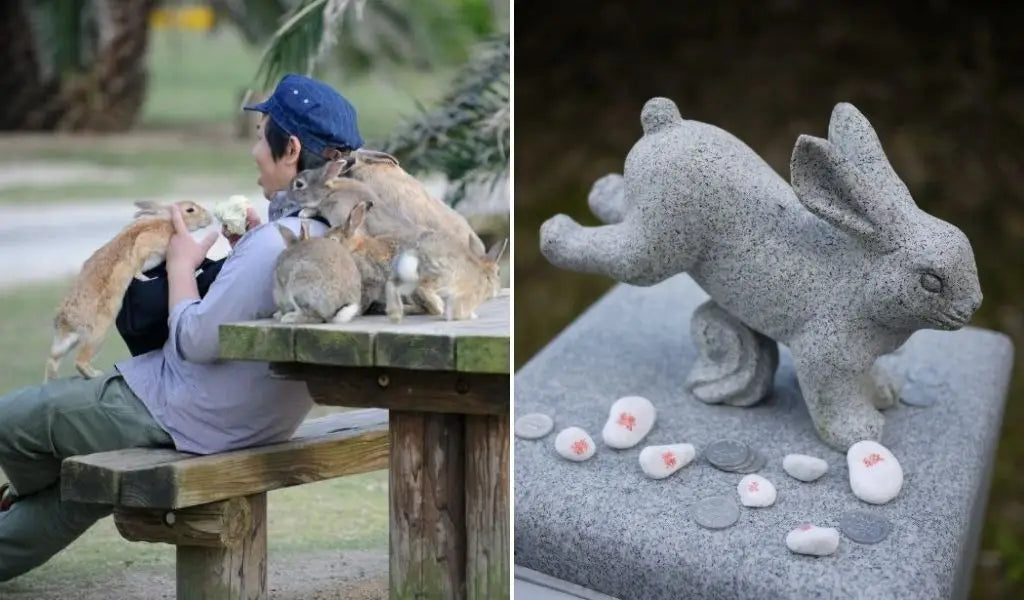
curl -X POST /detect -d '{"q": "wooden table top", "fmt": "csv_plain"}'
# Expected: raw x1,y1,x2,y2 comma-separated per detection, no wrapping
219,289,509,374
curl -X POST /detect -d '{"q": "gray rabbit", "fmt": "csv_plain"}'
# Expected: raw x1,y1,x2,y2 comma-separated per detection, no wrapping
540,98,982,450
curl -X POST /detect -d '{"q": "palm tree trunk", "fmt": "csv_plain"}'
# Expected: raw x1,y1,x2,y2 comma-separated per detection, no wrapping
0,0,158,132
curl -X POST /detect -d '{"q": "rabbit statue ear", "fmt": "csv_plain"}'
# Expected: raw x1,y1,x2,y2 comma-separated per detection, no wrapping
827,103,914,206
791,134,907,253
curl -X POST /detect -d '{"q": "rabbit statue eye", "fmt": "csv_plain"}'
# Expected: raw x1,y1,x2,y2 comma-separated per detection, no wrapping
920,272,943,294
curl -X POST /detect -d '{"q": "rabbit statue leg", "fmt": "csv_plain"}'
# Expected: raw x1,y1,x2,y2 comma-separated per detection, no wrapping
789,339,886,451
540,214,690,287
588,174,628,224
684,300,779,407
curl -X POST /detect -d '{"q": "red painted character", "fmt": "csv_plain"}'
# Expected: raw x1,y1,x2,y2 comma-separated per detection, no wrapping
572,439,589,455
617,412,637,431
863,453,884,467
662,451,677,468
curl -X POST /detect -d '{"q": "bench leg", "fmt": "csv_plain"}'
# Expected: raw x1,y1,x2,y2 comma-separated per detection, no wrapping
176,493,268,600
390,411,466,600
465,414,509,600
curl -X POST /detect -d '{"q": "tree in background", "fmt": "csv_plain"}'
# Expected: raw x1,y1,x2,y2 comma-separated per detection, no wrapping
249,0,509,207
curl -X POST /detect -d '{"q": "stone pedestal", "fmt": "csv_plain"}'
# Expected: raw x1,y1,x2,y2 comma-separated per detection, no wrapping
514,275,1014,600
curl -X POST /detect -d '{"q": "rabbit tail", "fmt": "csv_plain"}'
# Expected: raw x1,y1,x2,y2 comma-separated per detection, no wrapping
393,250,421,295
45,320,80,383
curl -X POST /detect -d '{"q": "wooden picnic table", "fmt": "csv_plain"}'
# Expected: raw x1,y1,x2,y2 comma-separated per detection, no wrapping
220,289,510,600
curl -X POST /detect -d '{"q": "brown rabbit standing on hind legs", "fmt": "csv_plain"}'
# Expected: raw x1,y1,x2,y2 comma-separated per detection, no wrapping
45,200,213,382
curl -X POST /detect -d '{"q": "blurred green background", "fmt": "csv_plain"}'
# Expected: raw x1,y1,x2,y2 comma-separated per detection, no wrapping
514,2,1022,598
0,1,506,598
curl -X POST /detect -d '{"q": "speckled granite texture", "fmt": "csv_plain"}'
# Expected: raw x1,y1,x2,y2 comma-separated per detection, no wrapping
514,275,1013,600
539,99,983,451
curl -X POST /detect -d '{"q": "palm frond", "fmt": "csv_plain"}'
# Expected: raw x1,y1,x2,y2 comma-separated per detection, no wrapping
383,34,510,206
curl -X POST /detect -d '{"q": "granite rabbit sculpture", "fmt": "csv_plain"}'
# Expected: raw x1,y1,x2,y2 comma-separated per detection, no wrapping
540,98,982,450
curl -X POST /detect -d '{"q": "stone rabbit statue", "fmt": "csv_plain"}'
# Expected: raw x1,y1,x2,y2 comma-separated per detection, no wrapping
540,98,982,450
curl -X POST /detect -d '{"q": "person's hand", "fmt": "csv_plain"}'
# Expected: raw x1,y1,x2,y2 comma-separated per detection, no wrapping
167,204,219,273
223,207,262,248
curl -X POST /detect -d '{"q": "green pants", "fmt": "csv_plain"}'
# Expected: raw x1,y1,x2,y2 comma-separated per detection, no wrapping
0,372,172,581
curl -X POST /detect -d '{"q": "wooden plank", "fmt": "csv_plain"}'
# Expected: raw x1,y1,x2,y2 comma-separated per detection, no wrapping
220,290,509,373
177,493,268,600
219,322,294,362
375,331,455,371
61,410,388,510
293,327,373,366
456,335,509,374
390,411,466,600
114,497,253,548
60,448,185,505
275,364,509,415
465,415,510,600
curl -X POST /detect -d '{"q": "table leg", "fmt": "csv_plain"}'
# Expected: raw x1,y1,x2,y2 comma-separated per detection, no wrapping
465,414,510,600
390,410,466,599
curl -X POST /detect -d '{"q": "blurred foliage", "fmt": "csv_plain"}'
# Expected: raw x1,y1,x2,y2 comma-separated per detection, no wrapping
514,1,1022,598
242,0,509,207
212,0,497,88
384,34,509,205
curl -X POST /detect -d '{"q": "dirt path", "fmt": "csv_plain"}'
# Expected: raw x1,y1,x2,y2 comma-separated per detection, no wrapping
0,549,388,600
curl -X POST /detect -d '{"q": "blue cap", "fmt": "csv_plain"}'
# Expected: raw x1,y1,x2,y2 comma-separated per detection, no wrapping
244,73,363,155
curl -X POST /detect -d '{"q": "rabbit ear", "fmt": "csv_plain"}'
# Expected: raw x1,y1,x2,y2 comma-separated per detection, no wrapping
133,200,164,218
277,223,298,246
827,103,914,206
484,238,508,263
344,201,369,234
791,134,907,253
355,149,400,166
323,159,350,181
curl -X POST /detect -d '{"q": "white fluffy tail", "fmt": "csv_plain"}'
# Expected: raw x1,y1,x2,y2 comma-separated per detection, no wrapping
331,303,360,324
395,251,420,283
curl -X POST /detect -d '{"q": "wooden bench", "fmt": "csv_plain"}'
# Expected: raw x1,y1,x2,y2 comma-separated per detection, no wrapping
60,408,388,600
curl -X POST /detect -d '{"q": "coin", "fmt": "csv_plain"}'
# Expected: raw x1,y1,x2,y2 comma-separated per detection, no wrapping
839,510,892,544
731,450,767,474
693,495,740,530
515,413,554,439
705,440,751,470
899,381,941,408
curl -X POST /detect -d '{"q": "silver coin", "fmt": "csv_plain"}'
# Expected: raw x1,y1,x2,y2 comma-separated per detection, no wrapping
705,440,751,469
839,510,892,544
514,413,554,439
899,381,942,408
731,450,767,474
693,496,740,530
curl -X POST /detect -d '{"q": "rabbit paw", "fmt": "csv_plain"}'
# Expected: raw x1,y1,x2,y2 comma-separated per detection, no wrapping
75,363,103,379
297,208,318,219
134,273,152,282
279,311,318,324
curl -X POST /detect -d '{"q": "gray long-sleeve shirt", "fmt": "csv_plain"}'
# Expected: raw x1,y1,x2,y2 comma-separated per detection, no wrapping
115,214,329,455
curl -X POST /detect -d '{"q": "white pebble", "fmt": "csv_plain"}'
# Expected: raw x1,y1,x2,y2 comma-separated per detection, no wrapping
601,396,655,449
555,427,596,461
847,440,903,504
786,524,840,556
638,443,695,479
514,413,554,439
782,454,829,482
737,474,776,507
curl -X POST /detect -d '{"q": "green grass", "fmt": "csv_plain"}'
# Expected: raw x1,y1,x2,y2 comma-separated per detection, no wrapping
0,280,387,585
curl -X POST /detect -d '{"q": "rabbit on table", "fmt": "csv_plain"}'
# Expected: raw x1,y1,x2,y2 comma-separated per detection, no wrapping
273,219,363,325
540,98,982,450
285,149,486,255
46,200,213,382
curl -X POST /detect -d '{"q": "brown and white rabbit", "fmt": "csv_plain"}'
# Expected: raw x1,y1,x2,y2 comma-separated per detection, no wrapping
273,220,363,324
45,200,213,382
286,150,486,255
387,231,507,323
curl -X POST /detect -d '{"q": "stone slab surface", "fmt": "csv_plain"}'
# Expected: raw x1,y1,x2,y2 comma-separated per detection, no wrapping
514,275,1014,600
